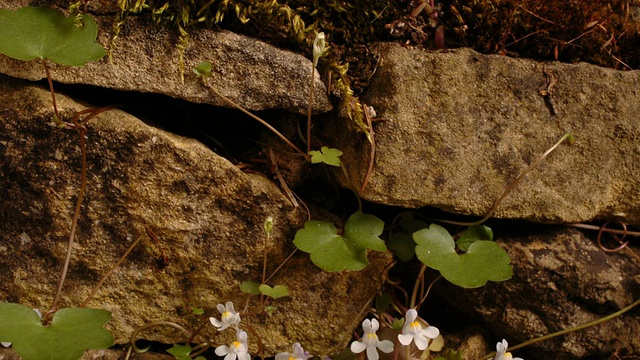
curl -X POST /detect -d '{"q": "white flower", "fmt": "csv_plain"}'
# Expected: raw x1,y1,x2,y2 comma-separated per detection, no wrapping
494,339,523,360
210,301,241,331
275,342,312,360
215,330,250,360
312,32,326,67
397,309,440,350
350,318,394,360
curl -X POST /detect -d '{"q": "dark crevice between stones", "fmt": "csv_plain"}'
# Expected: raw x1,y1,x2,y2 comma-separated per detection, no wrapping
49,80,296,168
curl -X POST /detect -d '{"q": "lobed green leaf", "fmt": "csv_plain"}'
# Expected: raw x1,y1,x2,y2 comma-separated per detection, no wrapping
0,7,105,66
293,212,386,272
0,303,113,360
414,224,512,288
309,146,343,167
258,284,289,299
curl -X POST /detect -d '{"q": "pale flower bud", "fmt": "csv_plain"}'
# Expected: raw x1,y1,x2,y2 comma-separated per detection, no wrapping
312,32,326,68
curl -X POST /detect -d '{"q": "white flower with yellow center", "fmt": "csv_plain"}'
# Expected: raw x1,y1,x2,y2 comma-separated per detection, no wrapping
275,342,311,360
210,301,241,331
494,339,523,360
215,330,250,360
397,309,440,350
350,318,394,360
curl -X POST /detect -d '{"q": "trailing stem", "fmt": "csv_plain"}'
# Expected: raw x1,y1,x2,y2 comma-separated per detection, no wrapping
47,106,112,320
478,297,640,360
41,59,61,122
201,78,309,159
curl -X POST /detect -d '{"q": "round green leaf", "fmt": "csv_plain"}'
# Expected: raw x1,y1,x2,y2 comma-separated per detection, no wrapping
456,225,493,252
0,304,113,360
293,217,376,271
240,281,261,295
343,211,386,251
0,7,105,66
258,284,289,299
414,224,512,288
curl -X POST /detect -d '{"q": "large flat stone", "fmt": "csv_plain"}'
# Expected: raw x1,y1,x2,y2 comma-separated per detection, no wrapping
0,75,388,355
329,45,640,225
0,4,332,115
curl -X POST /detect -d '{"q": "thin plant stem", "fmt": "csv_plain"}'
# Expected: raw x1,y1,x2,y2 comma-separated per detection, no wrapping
568,223,640,237
307,65,315,153
410,263,428,309
41,59,61,122
187,319,212,344
260,219,269,308
360,105,376,194
80,234,143,307
340,163,362,212
265,248,297,284
478,296,640,360
437,133,574,227
48,125,89,316
47,106,112,318
203,79,309,159
417,275,442,309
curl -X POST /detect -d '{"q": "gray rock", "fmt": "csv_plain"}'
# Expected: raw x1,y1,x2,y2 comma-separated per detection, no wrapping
328,44,640,225
0,75,389,356
0,7,332,115
435,226,640,359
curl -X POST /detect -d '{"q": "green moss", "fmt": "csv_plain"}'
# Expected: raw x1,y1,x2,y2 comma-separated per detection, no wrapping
110,0,396,133
98,1,639,133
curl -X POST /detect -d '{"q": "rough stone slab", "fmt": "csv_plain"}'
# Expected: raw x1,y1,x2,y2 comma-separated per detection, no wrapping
0,75,389,355
435,227,640,359
0,6,332,115
329,45,640,225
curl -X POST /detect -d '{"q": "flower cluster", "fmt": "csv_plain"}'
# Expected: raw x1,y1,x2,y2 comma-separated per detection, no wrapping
210,301,248,360
350,309,440,360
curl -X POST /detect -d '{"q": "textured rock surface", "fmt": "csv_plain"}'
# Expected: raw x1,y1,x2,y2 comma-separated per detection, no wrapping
328,44,640,225
435,226,640,359
0,75,389,355
0,4,332,115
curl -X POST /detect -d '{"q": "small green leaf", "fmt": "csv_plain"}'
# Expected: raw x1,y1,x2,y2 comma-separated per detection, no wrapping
293,212,386,272
391,317,404,330
0,303,113,360
414,224,512,288
191,307,205,315
0,7,105,66
264,305,277,316
388,232,416,262
258,284,289,299
167,344,192,360
456,225,493,252
193,61,212,79
309,146,343,167
375,293,392,314
240,281,261,295
344,212,386,251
